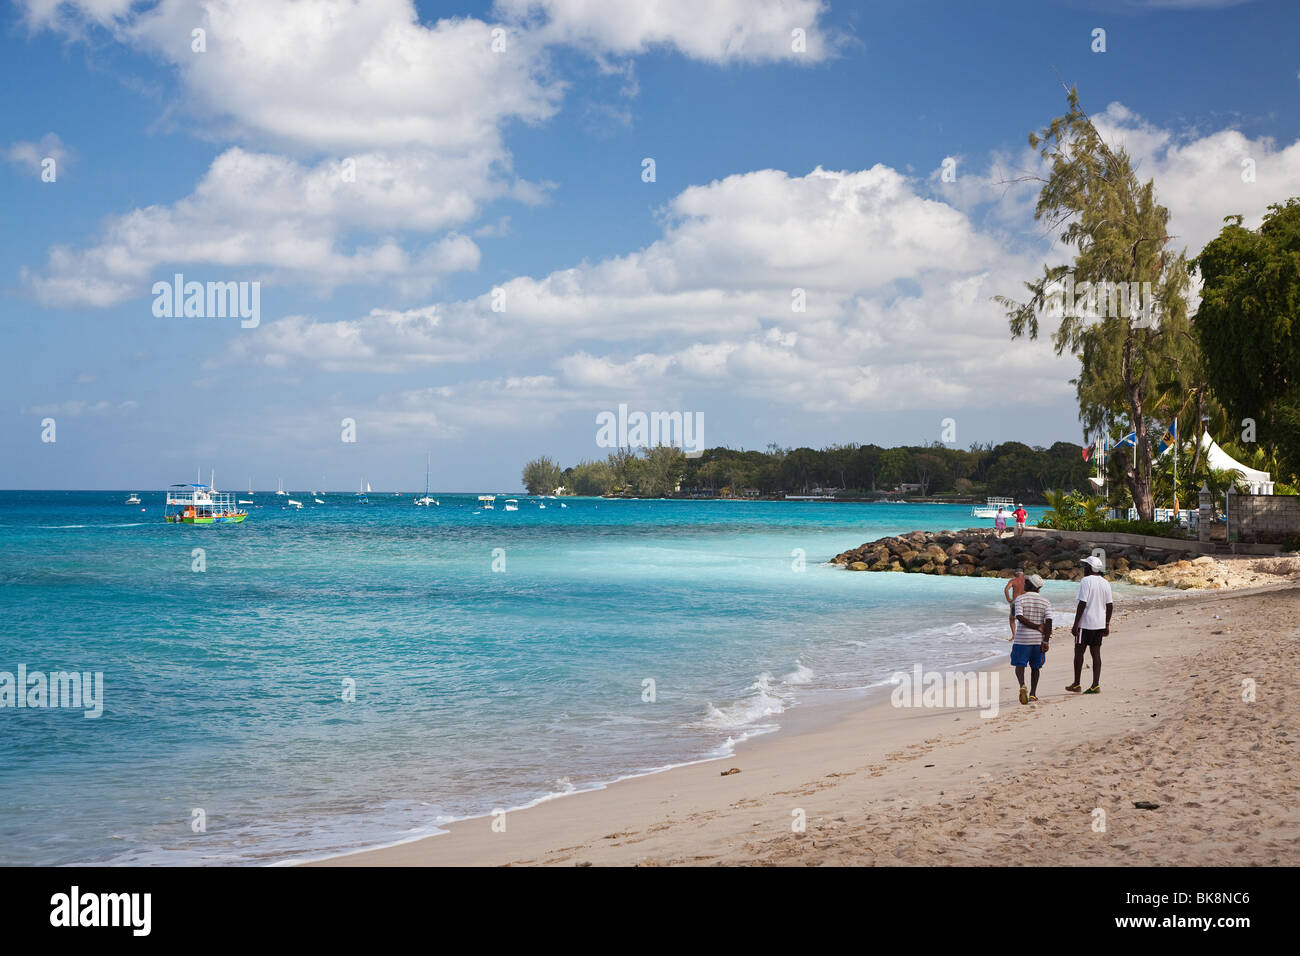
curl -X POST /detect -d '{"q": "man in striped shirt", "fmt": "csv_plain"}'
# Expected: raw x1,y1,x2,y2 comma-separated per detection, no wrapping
1010,574,1053,704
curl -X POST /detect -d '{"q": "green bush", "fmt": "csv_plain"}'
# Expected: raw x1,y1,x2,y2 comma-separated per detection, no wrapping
1037,490,1187,538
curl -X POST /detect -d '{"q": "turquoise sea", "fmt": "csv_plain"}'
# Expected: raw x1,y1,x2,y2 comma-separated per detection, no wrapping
0,491,1090,865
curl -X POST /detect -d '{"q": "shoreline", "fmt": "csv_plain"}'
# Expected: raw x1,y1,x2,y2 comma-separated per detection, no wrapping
311,577,1300,867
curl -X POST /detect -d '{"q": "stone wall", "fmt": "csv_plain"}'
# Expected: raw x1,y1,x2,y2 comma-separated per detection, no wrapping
1229,493,1300,544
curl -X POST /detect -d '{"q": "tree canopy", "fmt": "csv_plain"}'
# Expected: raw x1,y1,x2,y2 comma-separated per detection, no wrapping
998,86,1193,519
1194,199,1300,483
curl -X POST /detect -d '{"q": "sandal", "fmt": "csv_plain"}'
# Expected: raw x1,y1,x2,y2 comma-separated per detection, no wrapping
1019,686,1029,705
1027,694,1038,702
1065,683,1081,693
1083,685,1101,694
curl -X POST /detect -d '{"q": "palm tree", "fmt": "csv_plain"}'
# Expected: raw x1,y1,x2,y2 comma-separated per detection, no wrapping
1040,488,1076,529
1080,496,1107,527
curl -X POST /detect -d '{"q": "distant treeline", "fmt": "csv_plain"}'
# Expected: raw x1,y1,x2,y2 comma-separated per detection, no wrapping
522,441,1092,500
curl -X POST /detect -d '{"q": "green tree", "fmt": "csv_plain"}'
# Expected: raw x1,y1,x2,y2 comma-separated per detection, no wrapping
998,87,1193,519
878,447,912,489
912,451,945,495
1193,199,1300,485
638,445,686,497
521,456,563,494
569,459,615,496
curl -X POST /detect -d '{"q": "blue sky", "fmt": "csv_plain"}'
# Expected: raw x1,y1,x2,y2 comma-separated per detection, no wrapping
3,0,1299,491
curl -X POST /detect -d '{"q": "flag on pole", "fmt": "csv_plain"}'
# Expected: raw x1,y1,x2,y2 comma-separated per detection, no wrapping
1156,420,1179,455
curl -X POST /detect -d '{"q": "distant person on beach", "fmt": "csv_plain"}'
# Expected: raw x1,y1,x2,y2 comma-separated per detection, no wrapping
994,506,1007,536
1003,568,1025,639
1068,555,1113,694
1010,574,1052,704
1013,504,1028,536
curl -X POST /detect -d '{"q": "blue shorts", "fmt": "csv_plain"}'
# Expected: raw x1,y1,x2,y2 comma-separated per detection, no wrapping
1010,643,1046,669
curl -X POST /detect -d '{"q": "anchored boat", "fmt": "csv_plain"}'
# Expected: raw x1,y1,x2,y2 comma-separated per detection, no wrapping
971,496,1017,519
415,453,437,506
164,484,247,524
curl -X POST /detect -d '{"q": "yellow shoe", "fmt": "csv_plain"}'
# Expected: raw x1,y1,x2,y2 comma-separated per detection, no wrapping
1019,686,1029,705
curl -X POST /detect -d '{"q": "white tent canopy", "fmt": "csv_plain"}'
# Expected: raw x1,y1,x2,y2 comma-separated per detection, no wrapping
1197,433,1273,494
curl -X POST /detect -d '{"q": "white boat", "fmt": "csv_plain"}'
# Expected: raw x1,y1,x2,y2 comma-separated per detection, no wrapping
287,498,303,509
415,453,436,506
478,495,495,510
504,499,519,512
276,478,286,497
356,478,369,503
972,497,1017,519
248,479,255,497
560,502,567,508
538,502,546,509
314,498,324,504
125,493,141,505
238,499,253,505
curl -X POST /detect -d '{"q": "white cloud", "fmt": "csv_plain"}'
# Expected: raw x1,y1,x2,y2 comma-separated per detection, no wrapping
4,132,70,176
218,94,1300,428
23,1,562,154
495,0,839,63
22,399,137,416
370,375,583,438
223,304,493,373
244,163,1077,418
18,0,559,305
16,0,847,307
1090,102,1300,253
23,148,490,307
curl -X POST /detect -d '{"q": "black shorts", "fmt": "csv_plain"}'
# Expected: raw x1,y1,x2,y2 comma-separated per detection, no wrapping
1077,628,1104,647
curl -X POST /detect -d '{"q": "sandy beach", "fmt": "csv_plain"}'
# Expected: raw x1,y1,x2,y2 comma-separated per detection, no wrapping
315,573,1300,867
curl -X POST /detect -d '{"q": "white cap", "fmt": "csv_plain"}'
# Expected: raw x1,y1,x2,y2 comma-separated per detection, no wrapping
1027,574,1045,588
1081,555,1105,572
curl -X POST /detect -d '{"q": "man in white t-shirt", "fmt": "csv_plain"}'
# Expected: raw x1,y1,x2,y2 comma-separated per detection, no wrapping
1069,555,1113,694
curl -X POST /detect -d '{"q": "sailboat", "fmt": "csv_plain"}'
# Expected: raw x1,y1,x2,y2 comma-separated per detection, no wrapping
356,478,369,503
415,453,437,506
276,478,286,497
247,478,255,498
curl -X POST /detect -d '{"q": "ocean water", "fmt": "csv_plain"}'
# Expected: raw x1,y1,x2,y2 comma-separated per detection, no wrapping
0,491,1089,865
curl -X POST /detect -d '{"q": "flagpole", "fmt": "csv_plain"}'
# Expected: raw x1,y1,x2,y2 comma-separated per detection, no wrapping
1173,419,1179,516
